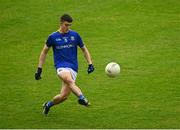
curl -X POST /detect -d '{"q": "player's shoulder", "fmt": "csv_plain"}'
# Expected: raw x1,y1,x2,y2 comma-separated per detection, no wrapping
48,31,59,37
69,30,80,36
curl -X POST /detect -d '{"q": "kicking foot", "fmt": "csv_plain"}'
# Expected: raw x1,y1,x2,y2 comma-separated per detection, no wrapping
78,98,91,107
42,102,50,115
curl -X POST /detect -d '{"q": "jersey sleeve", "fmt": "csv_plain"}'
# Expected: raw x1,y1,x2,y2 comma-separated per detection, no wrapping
46,35,53,48
76,33,84,48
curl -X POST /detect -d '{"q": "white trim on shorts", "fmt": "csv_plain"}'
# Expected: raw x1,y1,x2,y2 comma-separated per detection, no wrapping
57,67,77,81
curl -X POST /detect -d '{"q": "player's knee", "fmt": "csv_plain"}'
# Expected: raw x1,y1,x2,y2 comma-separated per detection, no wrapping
64,77,74,85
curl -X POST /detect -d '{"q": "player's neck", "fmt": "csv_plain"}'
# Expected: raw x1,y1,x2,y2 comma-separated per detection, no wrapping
58,28,69,34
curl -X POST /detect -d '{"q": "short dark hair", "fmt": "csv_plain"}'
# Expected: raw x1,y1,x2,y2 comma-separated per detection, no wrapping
60,14,73,23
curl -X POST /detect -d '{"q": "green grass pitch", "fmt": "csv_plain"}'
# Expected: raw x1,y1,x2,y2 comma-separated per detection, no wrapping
0,0,179,128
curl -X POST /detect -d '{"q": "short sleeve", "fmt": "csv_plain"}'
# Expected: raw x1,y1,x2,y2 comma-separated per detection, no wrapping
76,33,84,48
46,35,53,48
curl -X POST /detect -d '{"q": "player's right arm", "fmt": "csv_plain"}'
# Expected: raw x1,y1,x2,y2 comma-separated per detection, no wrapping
35,44,50,80
38,44,50,68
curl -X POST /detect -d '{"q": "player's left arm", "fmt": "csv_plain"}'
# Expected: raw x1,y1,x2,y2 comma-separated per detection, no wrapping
81,46,92,64
80,46,95,74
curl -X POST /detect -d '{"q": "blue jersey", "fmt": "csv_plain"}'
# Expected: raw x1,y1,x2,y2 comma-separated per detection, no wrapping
46,30,84,72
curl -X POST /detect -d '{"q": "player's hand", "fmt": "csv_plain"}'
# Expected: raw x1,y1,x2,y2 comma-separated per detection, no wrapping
87,64,94,74
35,67,42,80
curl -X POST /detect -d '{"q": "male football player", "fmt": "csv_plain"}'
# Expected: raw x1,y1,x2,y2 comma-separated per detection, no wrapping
35,14,94,115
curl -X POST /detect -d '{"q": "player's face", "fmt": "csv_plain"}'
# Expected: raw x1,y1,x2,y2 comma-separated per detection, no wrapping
61,21,72,33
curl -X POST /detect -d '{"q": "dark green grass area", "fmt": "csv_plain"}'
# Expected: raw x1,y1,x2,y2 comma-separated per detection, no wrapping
0,0,179,128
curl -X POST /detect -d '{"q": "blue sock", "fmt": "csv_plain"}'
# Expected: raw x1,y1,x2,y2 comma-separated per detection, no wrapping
79,94,85,100
46,101,54,108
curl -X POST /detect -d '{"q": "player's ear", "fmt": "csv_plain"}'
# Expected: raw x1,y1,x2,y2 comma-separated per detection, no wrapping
60,21,64,25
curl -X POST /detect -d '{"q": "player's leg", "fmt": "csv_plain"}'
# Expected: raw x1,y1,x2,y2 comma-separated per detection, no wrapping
53,81,71,104
58,70,90,106
43,81,71,115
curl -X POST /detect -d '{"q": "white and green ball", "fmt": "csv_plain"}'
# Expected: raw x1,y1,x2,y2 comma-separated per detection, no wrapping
105,62,120,77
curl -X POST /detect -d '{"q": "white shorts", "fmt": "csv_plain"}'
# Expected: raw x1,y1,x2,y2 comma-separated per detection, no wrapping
57,67,77,81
